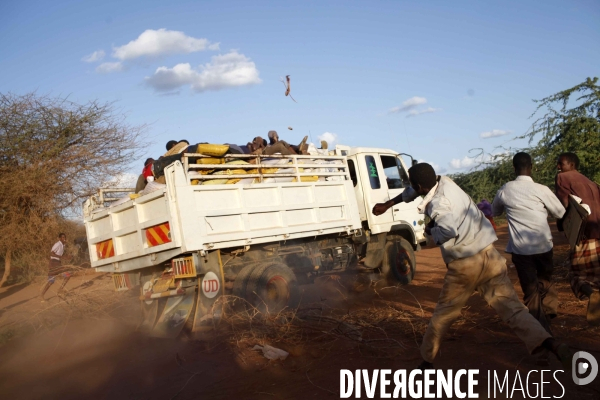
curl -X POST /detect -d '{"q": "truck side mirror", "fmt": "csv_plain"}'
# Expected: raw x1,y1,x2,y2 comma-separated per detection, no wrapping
412,159,418,166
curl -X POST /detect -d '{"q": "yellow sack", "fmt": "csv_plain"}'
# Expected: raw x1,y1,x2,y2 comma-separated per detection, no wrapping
197,157,225,165
202,179,228,185
197,144,229,157
213,169,247,176
293,176,319,182
226,178,241,184
191,180,200,185
225,160,249,165
260,167,279,174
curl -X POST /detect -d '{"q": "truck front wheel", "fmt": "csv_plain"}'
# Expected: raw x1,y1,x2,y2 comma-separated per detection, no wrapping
381,238,416,285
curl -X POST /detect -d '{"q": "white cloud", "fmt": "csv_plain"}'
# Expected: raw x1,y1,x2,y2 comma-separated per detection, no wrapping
389,96,427,114
480,129,511,139
145,50,261,93
112,29,217,60
96,62,124,74
418,160,447,174
448,151,509,171
106,172,139,188
449,156,479,170
208,42,221,51
82,50,105,63
407,107,441,118
387,97,440,118
318,132,338,147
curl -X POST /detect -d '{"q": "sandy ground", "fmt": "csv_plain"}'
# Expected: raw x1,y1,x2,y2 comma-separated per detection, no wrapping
0,223,599,400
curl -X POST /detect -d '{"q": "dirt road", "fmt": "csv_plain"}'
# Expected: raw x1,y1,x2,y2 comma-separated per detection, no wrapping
0,224,598,399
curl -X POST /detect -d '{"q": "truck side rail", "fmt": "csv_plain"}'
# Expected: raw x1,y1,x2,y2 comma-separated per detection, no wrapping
182,153,351,184
83,187,136,217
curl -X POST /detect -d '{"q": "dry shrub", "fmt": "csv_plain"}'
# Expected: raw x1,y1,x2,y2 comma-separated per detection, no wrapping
211,294,427,359
0,92,146,286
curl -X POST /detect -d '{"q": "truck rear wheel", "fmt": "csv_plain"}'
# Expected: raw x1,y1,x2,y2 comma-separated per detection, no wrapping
382,238,416,285
237,262,300,314
232,262,262,306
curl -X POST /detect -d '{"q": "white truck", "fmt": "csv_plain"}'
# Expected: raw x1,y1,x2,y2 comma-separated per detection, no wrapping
83,145,426,338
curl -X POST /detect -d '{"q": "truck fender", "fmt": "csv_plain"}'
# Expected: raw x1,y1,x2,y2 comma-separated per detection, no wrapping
388,224,417,248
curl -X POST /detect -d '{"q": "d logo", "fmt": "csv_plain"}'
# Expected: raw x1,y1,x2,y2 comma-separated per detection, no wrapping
572,351,598,386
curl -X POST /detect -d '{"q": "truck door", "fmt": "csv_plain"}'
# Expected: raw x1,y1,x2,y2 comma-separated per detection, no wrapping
379,154,414,221
358,154,394,230
380,155,424,236
379,154,407,220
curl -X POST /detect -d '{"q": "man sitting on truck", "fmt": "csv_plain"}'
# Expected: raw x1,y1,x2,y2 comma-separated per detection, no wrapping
251,135,293,155
163,139,189,157
372,163,571,370
267,130,309,155
135,158,155,194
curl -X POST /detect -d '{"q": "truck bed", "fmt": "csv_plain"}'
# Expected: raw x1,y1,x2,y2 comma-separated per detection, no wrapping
84,154,362,273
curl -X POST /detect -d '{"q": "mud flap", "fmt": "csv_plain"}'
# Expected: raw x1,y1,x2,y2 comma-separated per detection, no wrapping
189,250,225,337
363,232,387,269
151,288,196,338
139,299,159,334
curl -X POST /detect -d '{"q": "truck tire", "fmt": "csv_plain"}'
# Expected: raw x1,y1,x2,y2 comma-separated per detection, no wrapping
381,238,416,285
245,262,300,314
232,262,261,305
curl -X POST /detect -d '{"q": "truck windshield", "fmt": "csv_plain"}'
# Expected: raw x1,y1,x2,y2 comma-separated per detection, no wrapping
380,155,406,189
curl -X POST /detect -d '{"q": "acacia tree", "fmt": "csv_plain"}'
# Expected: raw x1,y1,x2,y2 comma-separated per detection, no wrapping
524,76,600,184
452,77,600,201
0,92,145,286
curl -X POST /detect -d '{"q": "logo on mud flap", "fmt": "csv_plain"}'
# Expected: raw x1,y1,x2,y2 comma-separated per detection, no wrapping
202,271,220,299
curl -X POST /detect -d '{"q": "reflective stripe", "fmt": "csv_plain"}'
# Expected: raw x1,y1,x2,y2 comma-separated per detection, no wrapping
96,239,115,259
146,222,172,247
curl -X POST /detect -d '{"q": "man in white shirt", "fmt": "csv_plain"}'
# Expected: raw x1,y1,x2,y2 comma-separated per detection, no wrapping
492,153,565,333
40,233,71,302
373,163,570,369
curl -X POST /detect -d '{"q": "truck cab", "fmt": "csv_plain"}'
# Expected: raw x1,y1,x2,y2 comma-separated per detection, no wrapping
337,146,426,247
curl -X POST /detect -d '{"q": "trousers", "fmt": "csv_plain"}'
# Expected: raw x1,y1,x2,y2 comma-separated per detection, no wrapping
512,250,557,334
420,244,551,363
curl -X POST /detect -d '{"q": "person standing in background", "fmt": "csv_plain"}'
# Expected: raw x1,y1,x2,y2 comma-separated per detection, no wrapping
40,233,71,302
555,152,600,325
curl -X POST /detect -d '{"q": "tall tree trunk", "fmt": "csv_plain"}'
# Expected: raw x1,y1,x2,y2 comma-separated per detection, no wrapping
0,249,11,287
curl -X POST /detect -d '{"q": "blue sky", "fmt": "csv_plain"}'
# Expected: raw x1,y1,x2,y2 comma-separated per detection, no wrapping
1,0,599,177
